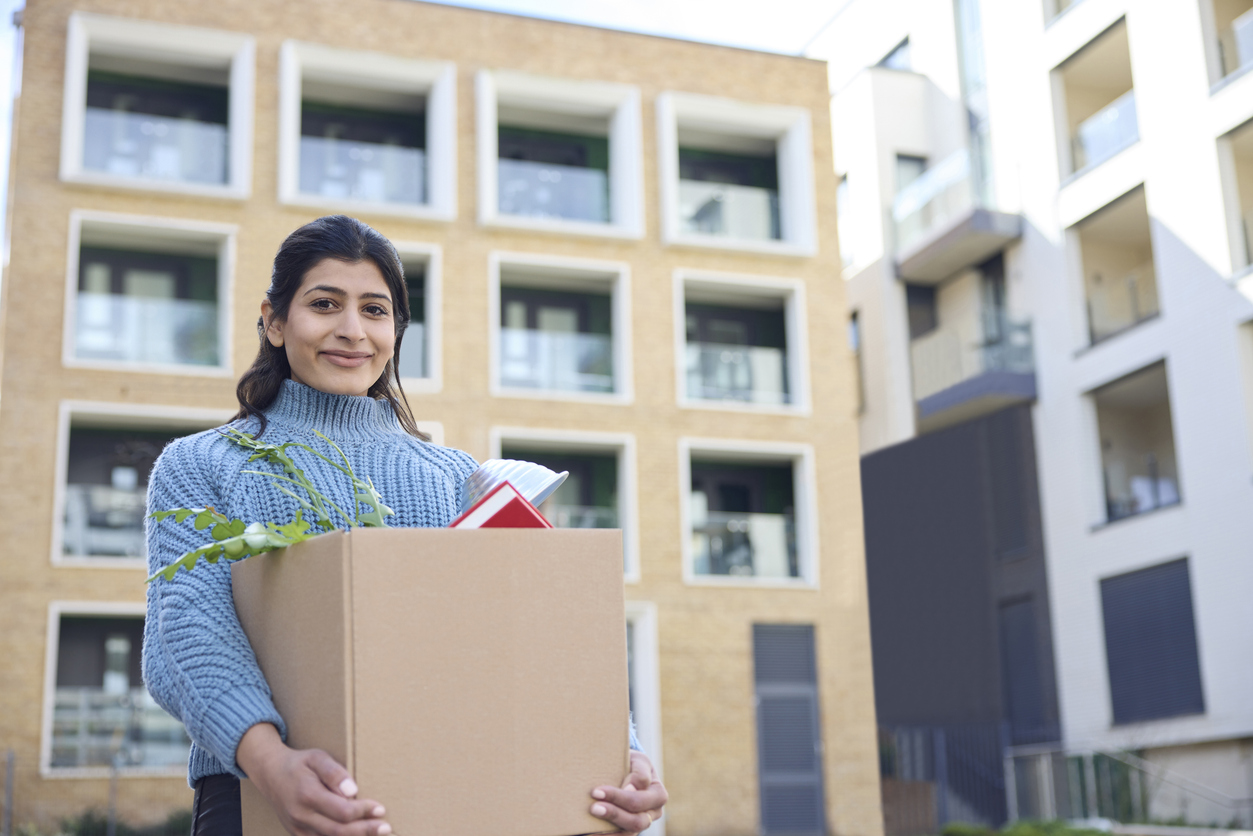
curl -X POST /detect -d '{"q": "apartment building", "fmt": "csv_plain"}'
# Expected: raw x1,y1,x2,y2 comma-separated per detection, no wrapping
813,0,1253,828
0,2,882,835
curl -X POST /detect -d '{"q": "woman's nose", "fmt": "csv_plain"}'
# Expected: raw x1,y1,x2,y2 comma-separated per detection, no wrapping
335,309,367,340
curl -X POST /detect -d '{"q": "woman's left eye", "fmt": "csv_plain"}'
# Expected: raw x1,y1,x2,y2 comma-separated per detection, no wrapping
365,305,390,317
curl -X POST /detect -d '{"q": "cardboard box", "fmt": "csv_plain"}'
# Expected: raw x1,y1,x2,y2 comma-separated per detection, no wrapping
231,527,629,836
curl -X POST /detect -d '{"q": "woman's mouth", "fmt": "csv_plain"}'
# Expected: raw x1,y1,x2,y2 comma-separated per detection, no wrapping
321,350,373,368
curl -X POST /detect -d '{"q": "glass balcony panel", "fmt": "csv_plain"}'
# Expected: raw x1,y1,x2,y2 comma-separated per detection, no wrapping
1071,91,1138,172
83,108,228,186
543,504,618,529
51,687,191,769
685,342,789,405
691,511,796,579
398,321,426,379
1219,8,1253,77
497,158,609,223
1104,452,1180,521
892,148,976,254
499,328,613,393
1085,262,1159,343
910,319,1034,402
76,292,218,366
678,180,780,241
299,136,426,205
62,484,146,558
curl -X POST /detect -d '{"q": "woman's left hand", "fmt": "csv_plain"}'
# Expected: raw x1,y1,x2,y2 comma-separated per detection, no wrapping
590,751,668,834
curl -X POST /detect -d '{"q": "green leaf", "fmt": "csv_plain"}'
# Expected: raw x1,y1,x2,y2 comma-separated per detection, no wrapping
210,523,232,541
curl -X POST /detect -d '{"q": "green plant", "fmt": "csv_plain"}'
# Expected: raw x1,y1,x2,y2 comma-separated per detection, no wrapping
147,428,394,583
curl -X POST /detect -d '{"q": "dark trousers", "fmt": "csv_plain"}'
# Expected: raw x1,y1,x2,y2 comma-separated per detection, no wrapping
191,774,242,836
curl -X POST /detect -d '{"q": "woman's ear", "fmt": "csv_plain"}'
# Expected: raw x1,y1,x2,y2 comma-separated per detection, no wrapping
261,299,284,348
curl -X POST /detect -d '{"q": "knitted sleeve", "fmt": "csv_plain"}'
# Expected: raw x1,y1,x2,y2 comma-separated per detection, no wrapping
141,430,287,780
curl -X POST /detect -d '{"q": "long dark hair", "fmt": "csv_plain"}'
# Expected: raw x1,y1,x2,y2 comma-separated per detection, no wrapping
234,215,427,439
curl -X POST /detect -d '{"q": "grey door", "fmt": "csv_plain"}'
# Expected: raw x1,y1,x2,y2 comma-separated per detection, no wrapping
753,624,826,836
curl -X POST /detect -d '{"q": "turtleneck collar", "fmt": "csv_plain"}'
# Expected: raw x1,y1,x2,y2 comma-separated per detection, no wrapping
262,379,404,439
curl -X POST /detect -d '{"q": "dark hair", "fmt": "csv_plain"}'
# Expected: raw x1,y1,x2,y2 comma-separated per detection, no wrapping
234,215,428,439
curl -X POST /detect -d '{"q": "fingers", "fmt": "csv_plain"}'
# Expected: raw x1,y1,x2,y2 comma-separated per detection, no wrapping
299,751,389,830
595,782,669,816
291,810,393,836
307,750,358,797
589,799,654,834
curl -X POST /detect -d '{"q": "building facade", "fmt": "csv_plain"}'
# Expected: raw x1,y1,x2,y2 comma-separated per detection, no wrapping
0,2,882,835
814,0,1253,827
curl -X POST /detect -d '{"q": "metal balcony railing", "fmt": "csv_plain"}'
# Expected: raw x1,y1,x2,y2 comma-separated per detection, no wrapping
1219,8,1253,78
76,292,219,367
543,504,618,529
499,328,614,393
83,108,228,185
678,180,780,241
51,687,191,770
498,158,609,223
1071,90,1139,172
1103,451,1180,522
910,318,1033,402
685,342,789,405
300,136,426,205
690,510,796,579
892,147,981,256
1086,262,1159,344
62,484,147,558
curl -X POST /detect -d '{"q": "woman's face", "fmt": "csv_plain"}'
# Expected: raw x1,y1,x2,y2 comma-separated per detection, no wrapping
263,257,396,398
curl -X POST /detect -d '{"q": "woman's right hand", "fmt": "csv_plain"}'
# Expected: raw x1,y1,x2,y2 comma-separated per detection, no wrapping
237,723,392,836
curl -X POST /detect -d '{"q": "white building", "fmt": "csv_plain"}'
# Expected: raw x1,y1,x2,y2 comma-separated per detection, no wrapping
812,0,1253,824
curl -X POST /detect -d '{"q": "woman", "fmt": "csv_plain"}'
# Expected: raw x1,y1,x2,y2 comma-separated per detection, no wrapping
143,215,666,836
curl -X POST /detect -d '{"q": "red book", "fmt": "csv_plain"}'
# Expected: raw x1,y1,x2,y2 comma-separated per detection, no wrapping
448,480,553,529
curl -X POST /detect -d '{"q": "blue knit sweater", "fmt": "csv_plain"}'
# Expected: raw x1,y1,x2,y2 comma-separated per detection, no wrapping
142,381,479,785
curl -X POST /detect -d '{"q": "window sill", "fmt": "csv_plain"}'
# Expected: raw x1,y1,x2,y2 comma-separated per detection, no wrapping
665,232,815,258
63,358,235,378
1109,708,1205,728
282,192,454,223
678,396,810,417
42,765,187,780
1210,62,1253,96
1072,311,1161,357
52,556,147,570
1090,499,1182,532
1059,138,1140,188
61,170,249,201
684,574,816,590
481,213,642,240
398,375,442,395
491,386,633,407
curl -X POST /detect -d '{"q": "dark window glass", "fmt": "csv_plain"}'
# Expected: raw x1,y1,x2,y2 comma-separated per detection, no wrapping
999,598,1047,744
301,102,424,148
398,263,427,379
86,71,228,124
1100,558,1204,724
906,284,938,340
679,148,778,190
498,126,608,170
686,304,786,349
79,247,218,301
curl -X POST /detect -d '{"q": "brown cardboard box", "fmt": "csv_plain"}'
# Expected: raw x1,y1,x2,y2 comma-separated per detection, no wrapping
231,527,629,836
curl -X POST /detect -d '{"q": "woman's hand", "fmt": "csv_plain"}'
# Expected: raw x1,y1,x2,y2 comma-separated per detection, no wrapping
590,751,668,834
237,723,392,836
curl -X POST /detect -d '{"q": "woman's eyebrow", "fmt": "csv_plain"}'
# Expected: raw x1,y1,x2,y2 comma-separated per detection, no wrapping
302,284,346,297
360,292,392,302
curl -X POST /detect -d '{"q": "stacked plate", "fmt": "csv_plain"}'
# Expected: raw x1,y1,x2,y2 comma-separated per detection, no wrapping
458,458,569,515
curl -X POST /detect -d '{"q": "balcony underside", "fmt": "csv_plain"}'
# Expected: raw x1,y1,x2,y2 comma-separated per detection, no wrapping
916,369,1036,434
896,208,1022,284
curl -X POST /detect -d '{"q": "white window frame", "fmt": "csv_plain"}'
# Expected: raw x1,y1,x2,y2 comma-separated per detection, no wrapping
657,92,817,256
278,41,456,221
393,241,443,395
489,251,634,405
490,427,640,583
673,269,811,415
624,599,664,834
60,13,255,199
41,600,186,778
477,70,644,239
63,209,238,377
51,400,235,570
679,437,819,588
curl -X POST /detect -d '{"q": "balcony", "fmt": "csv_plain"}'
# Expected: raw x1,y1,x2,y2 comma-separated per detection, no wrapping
76,292,219,367
691,511,796,579
1076,187,1159,344
1071,91,1139,173
499,328,613,393
83,108,228,186
685,342,789,405
911,317,1036,433
1218,5,1253,79
1086,262,1159,343
62,484,146,558
543,504,618,529
678,180,780,241
892,148,1021,283
300,135,425,204
51,687,191,769
1093,362,1181,524
498,158,609,223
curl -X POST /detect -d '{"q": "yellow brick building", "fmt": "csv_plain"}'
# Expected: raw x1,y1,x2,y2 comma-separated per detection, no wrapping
0,1,882,835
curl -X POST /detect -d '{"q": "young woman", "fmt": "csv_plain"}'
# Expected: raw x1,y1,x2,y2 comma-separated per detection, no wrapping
143,215,667,836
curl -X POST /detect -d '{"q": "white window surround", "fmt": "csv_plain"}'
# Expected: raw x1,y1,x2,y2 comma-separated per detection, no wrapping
673,269,812,416
394,242,443,395
278,41,456,221
624,599,664,826
51,400,235,570
40,600,184,778
490,426,640,583
678,437,820,589
657,92,817,257
60,13,254,200
488,251,634,405
63,209,237,377
476,70,644,239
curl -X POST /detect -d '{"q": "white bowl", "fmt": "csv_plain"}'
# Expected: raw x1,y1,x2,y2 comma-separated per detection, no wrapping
458,459,569,515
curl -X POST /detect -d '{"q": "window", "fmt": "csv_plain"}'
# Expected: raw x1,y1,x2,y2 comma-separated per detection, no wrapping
52,402,232,567
43,604,190,774
895,155,927,194
477,71,643,237
658,93,816,255
680,438,818,586
64,211,235,374
1220,118,1253,273
60,13,254,198
493,427,638,580
394,243,442,393
1074,187,1159,344
905,284,938,340
490,253,632,403
1091,362,1181,523
1055,21,1137,175
1212,0,1253,80
849,311,865,414
676,271,809,412
877,38,912,71
278,42,456,220
1100,558,1205,724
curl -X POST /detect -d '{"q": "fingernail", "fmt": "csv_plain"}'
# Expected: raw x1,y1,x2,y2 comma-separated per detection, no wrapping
373,806,386,818
378,825,392,836
591,804,607,817
339,778,358,797
592,789,606,800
